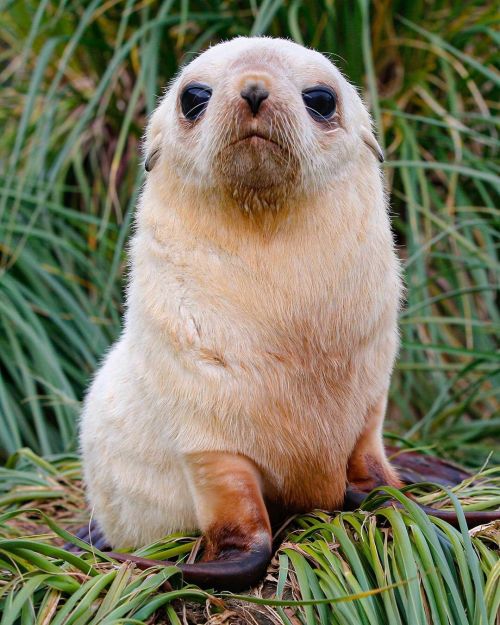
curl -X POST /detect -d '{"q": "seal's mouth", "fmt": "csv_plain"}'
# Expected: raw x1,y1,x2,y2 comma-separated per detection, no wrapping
228,131,281,149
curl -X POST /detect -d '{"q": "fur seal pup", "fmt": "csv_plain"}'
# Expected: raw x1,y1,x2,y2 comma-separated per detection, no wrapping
79,37,498,590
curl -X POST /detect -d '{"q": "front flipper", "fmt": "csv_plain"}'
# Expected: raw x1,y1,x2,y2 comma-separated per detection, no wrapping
344,449,500,528
107,543,271,592
181,451,272,590
388,446,472,487
347,396,402,491
96,452,272,592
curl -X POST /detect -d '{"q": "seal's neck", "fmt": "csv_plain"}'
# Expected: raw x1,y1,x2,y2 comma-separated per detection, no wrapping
138,166,378,251
141,173,304,238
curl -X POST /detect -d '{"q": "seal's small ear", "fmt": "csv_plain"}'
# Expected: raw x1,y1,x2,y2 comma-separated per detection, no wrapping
144,141,161,172
361,127,384,163
143,112,163,172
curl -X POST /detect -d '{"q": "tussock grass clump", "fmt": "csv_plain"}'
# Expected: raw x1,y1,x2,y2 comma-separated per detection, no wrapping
0,451,499,624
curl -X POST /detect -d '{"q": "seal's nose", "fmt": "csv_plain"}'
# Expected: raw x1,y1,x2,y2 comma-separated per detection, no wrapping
240,83,269,116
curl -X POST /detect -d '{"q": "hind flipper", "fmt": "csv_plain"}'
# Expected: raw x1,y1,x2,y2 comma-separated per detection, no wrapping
65,519,111,552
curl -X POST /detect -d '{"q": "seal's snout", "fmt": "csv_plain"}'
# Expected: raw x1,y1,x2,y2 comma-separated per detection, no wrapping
212,69,304,207
240,82,269,116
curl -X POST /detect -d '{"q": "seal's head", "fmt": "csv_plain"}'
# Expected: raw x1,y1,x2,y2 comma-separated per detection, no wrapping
145,37,383,213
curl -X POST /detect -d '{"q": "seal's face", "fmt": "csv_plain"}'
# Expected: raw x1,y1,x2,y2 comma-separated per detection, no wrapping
145,37,383,212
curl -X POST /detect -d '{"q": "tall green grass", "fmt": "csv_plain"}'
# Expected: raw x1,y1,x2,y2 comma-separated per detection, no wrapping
0,451,499,624
1,1,498,461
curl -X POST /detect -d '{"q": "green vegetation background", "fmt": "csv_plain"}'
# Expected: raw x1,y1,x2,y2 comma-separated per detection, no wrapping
0,2,499,624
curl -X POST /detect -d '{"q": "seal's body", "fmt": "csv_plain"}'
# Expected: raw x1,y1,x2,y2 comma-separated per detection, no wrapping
81,37,402,568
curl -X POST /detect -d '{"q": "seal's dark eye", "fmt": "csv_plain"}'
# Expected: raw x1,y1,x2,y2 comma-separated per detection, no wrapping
302,87,337,121
180,83,212,120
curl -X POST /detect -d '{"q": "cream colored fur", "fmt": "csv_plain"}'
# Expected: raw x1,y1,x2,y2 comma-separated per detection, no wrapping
80,36,402,548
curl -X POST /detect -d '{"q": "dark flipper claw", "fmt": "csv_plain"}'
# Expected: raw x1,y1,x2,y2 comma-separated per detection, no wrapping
105,542,272,591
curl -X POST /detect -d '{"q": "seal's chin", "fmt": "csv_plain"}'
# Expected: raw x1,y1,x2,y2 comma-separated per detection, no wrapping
214,135,299,213
223,142,285,186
